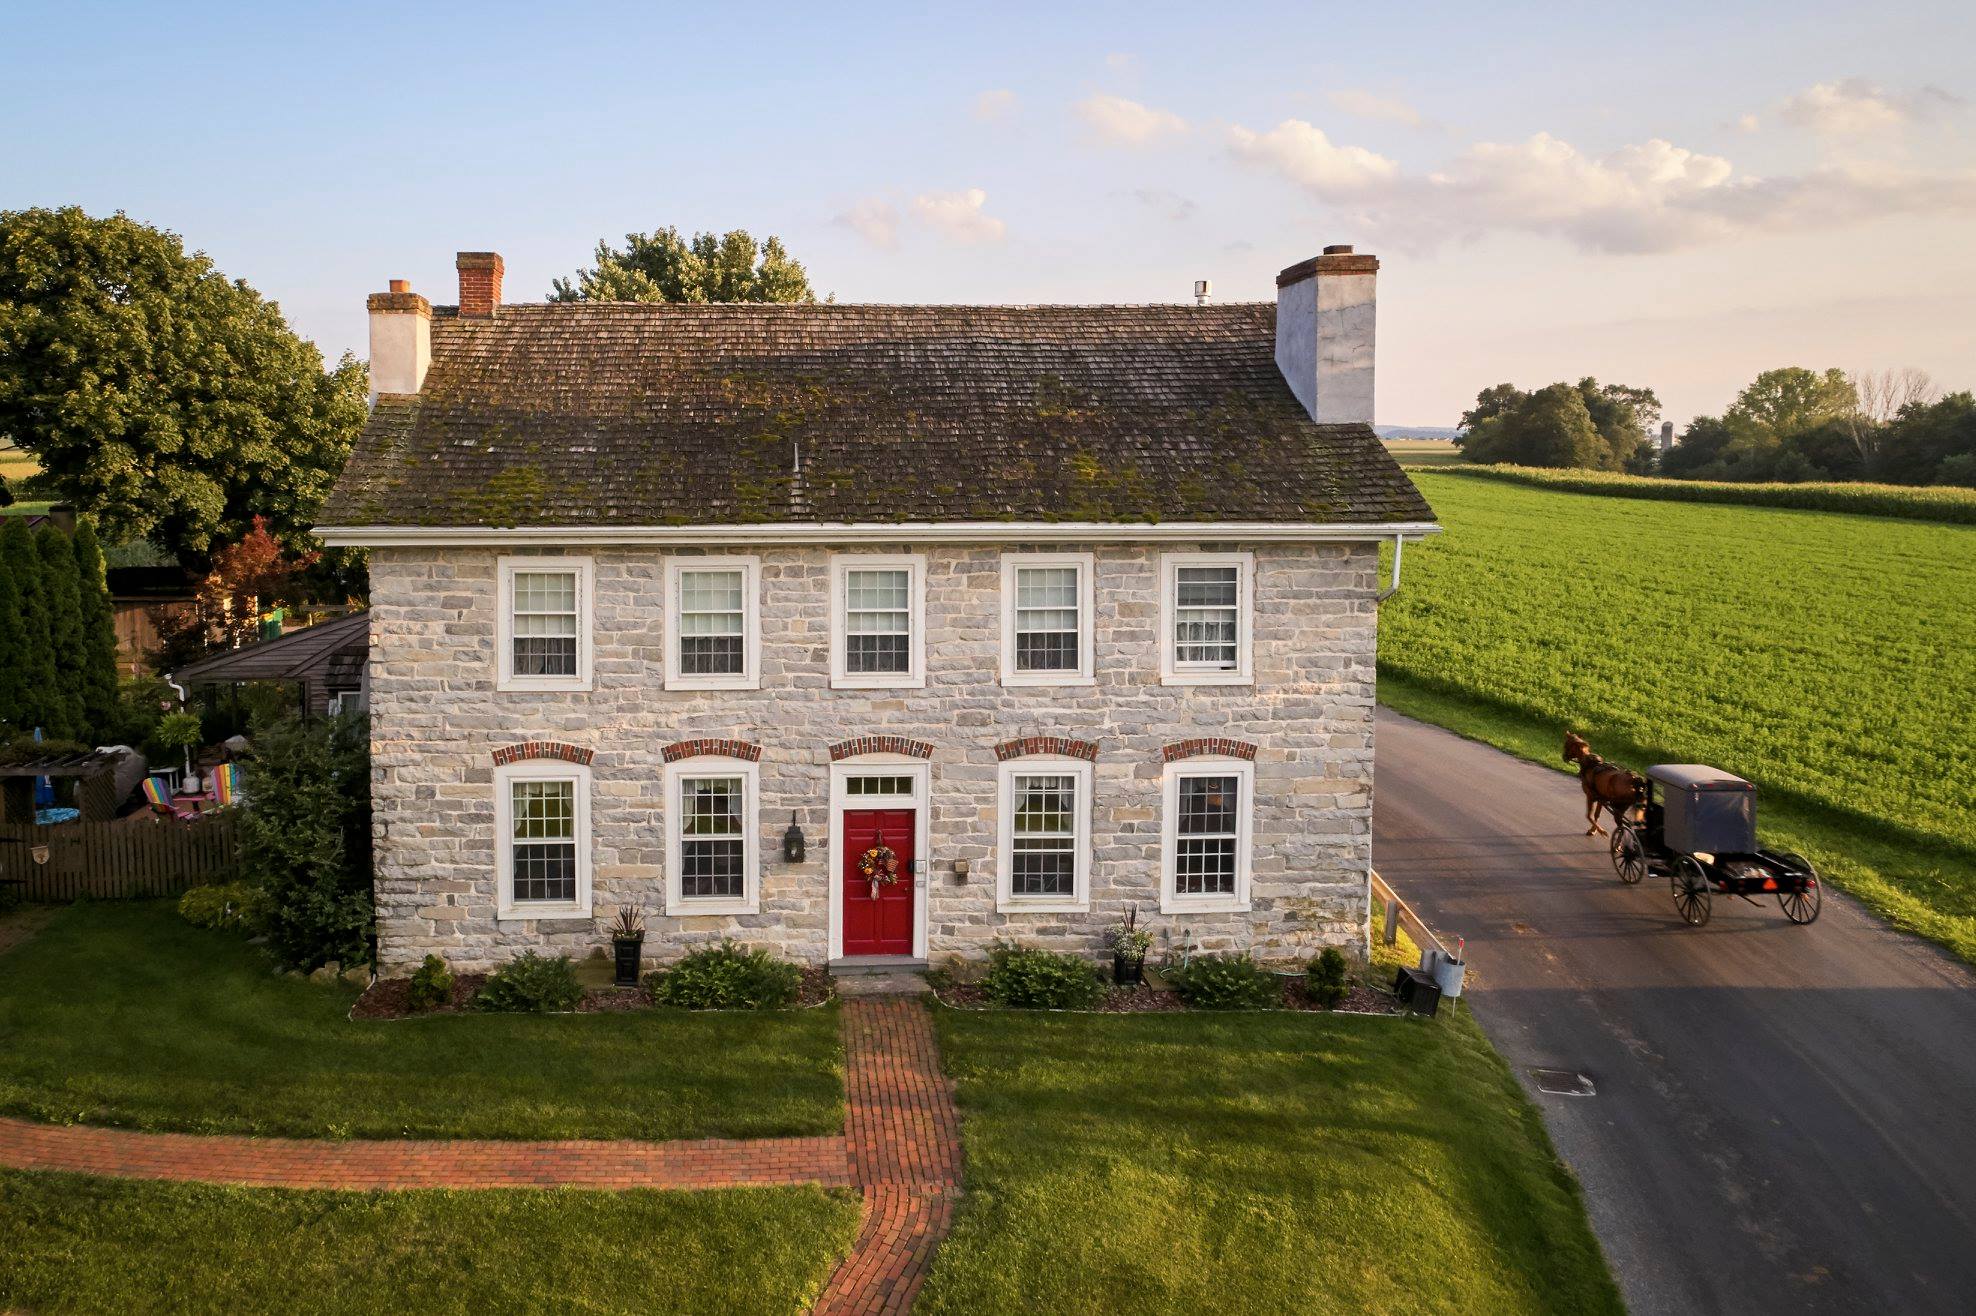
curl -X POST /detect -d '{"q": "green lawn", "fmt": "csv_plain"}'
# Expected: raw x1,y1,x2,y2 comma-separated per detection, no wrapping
1384,469,1976,962
0,902,843,1140
918,1007,1619,1315
0,1170,859,1315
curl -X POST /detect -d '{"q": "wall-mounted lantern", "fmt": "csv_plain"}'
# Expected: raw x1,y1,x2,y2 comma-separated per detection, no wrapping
782,813,806,863
952,857,970,883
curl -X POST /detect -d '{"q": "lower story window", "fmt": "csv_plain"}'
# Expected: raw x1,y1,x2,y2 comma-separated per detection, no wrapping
496,762,592,917
1161,759,1253,913
665,758,760,915
997,757,1092,912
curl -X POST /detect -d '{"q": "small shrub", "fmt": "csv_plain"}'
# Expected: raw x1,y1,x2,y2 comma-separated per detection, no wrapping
981,941,1105,1010
475,951,583,1013
176,881,266,932
407,954,453,1011
650,942,800,1010
1167,953,1280,1010
1307,947,1349,1009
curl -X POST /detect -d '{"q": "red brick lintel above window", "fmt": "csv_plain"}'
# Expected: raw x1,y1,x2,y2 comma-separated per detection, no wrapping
491,741,595,767
828,736,935,762
995,736,1099,762
660,738,764,764
1160,737,1259,764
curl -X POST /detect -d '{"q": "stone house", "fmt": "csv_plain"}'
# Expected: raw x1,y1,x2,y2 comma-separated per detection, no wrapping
316,247,1437,974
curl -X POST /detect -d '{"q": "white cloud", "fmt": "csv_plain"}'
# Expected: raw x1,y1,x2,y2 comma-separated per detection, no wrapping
1227,119,1398,194
1076,94,1187,145
972,89,1018,122
911,189,1007,243
1129,188,1197,222
1326,88,1425,128
832,197,900,250
1777,78,1963,137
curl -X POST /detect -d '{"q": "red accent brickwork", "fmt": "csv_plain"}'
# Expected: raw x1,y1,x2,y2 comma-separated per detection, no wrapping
814,1000,964,1315
456,251,504,318
0,1117,849,1192
994,736,1098,762
1160,737,1259,763
660,738,763,764
490,741,594,767
828,736,935,763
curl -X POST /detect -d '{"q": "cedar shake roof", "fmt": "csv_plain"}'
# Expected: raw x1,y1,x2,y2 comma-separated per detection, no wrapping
319,303,1434,528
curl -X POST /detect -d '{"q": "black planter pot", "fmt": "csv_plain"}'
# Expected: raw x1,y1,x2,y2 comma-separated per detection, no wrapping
613,937,645,988
1113,954,1146,987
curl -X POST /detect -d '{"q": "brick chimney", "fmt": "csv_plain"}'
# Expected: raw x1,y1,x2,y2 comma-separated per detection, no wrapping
1274,245,1378,425
366,278,431,405
456,251,504,318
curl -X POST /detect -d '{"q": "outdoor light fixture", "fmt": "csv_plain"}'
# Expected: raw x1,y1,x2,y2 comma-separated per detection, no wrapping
782,813,805,863
952,857,971,882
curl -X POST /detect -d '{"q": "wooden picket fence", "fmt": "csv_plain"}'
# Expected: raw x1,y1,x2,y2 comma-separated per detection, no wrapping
0,814,242,902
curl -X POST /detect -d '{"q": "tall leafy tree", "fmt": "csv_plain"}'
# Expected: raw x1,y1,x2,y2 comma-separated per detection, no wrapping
240,708,373,970
36,525,87,740
0,518,59,735
70,519,121,736
1459,379,1639,471
1725,367,1855,436
549,227,816,304
0,539,26,733
0,207,369,563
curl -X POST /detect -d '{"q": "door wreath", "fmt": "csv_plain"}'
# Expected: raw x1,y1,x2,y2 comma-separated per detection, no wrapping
858,836,901,902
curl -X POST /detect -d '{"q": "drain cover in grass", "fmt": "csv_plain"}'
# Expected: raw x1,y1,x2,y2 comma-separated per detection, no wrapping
1529,1068,1596,1097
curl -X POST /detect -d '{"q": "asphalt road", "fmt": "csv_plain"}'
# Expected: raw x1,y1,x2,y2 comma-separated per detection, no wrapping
1372,708,1976,1316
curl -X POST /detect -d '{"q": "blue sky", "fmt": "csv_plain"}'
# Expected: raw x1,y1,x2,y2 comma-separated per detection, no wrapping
5,0,1972,425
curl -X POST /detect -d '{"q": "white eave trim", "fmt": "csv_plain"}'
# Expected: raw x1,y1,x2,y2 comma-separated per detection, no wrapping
312,520,1443,548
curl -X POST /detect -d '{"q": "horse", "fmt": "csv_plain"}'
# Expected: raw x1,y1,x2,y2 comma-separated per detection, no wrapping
1562,732,1646,837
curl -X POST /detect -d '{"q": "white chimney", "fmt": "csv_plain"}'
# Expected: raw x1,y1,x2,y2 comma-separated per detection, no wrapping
1274,245,1378,425
366,278,431,405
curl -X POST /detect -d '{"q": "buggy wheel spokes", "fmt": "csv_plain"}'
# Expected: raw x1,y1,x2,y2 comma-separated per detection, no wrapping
1612,825,1648,885
1671,857,1712,926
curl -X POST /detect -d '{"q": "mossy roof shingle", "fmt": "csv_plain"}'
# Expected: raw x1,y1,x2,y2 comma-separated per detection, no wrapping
318,302,1434,528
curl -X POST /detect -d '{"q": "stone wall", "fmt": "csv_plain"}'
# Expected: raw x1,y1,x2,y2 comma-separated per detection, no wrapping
367,541,1380,973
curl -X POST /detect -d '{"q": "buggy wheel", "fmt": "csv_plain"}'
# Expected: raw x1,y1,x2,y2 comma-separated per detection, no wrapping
1773,853,1822,924
1670,857,1712,926
1611,825,1648,886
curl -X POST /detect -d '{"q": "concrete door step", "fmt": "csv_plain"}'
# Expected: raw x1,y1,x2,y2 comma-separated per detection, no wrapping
833,972,932,997
829,956,929,976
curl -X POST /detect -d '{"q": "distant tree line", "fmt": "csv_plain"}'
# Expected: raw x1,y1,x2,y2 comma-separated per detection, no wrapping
1456,378,1661,474
0,516,120,744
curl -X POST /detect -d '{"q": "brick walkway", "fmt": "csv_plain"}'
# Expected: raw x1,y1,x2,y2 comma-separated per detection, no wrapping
0,996,965,1312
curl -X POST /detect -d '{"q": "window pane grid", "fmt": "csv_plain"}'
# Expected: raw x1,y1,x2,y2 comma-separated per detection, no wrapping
1173,566,1239,669
512,570,579,677
1014,566,1081,673
679,776,745,900
676,568,746,677
1011,774,1077,897
510,780,576,903
844,568,911,674
1175,775,1239,896
847,775,916,797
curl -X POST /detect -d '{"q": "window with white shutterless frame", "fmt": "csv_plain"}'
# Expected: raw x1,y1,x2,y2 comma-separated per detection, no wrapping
1159,758,1254,913
829,554,926,689
663,556,760,690
996,756,1093,913
496,556,594,692
494,760,593,919
1158,552,1254,685
663,757,760,916
999,552,1095,686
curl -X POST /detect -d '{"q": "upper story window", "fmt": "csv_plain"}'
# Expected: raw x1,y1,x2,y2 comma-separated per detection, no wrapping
1160,757,1253,913
664,757,760,915
830,554,926,690
996,756,1093,913
1159,552,1254,686
664,556,760,691
496,556,593,692
495,760,592,918
1000,553,1095,686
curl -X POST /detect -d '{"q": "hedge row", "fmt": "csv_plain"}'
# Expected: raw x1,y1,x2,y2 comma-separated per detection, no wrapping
1413,463,1976,526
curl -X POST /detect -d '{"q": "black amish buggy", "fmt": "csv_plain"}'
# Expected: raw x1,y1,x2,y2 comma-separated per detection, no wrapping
1608,764,1822,927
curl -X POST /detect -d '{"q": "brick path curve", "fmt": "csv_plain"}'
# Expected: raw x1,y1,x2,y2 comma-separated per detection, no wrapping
0,997,963,1312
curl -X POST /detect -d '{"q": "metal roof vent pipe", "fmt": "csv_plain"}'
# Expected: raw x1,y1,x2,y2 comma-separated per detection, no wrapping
1194,279,1212,306
1274,244,1378,425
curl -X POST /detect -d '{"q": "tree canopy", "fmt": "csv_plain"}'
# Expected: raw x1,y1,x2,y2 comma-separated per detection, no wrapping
549,227,816,304
0,207,369,564
1458,377,1660,472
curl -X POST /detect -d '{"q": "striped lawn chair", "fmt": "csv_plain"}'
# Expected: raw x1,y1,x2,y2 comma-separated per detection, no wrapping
209,763,242,809
141,777,199,820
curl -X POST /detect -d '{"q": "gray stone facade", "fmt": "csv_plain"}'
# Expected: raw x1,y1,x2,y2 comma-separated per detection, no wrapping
368,541,1380,974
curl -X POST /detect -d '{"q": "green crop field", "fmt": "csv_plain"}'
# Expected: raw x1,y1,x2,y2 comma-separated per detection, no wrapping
1380,470,1976,961
1382,439,1464,467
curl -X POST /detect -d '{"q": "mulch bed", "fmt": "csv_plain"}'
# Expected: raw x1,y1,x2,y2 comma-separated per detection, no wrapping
932,975,1400,1016
351,965,839,1020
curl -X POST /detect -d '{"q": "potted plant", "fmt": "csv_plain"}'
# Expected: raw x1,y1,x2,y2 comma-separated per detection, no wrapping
1108,906,1154,987
153,710,205,793
608,906,646,987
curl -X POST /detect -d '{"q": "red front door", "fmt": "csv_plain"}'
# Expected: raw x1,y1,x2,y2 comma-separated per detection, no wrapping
842,807,915,957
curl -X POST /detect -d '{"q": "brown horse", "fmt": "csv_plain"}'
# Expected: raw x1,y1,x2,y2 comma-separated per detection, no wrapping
1563,733,1646,837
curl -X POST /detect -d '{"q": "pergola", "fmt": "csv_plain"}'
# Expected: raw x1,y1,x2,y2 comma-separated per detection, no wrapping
0,751,123,825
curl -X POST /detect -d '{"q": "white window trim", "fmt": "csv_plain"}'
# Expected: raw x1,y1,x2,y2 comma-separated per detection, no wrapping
494,760,593,920
1158,551,1254,686
495,555,594,692
663,756,761,916
995,755,1093,914
663,555,761,691
829,553,927,690
1159,757,1254,914
999,552,1096,687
